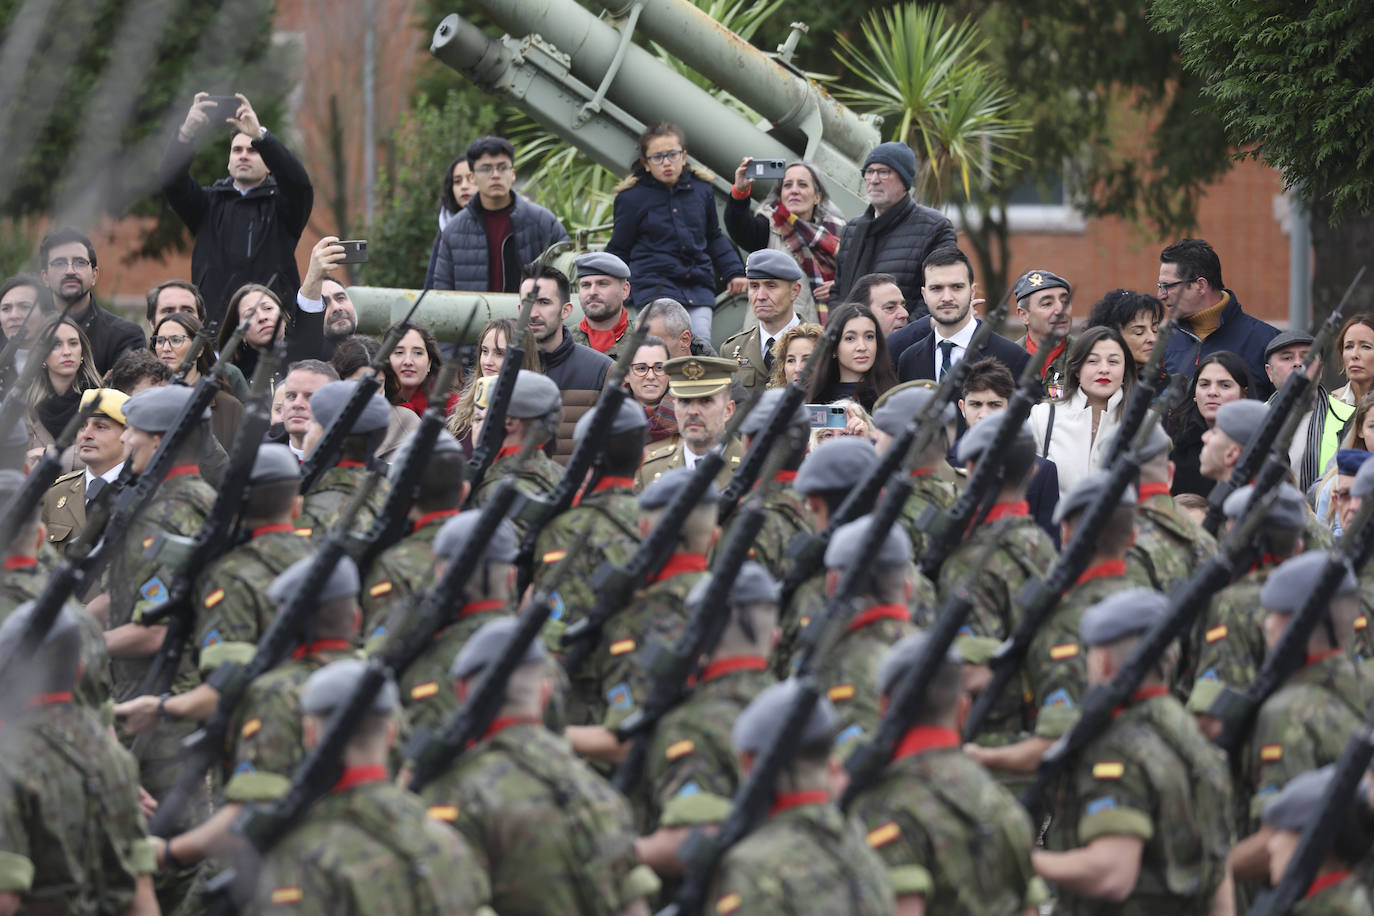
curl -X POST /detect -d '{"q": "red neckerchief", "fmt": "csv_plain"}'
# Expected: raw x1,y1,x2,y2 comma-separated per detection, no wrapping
573,476,636,507
1076,559,1126,587
579,308,629,354
892,726,960,761
413,509,461,533
165,464,200,480
650,553,709,584
769,790,830,817
1306,871,1354,900
251,524,295,539
909,468,933,478
1026,335,1067,378
458,600,505,619
983,500,1029,523
2,557,37,571
700,656,769,683
752,470,799,490
481,715,543,741
337,460,367,469
332,765,388,793
495,446,522,460
847,604,910,633
1112,685,1171,719
26,691,73,708
290,639,353,660
1248,553,1288,574
1138,482,1171,502
1306,648,1344,667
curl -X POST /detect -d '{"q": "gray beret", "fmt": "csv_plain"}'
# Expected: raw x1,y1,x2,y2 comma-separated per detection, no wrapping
732,679,837,754
1264,329,1314,362
825,514,912,569
876,631,959,697
299,658,399,717
639,467,720,511
574,398,647,441
1101,422,1172,463
795,437,879,494
1053,472,1136,524
308,380,391,434
388,428,462,483
250,443,301,483
433,512,518,564
1214,400,1270,447
0,468,25,506
744,249,805,283
1353,456,1374,501
0,414,27,469
872,386,956,436
505,370,563,421
955,412,1033,465
1221,483,1306,530
1012,269,1072,302
739,388,809,438
686,561,780,614
575,251,630,280
450,616,546,681
1260,549,1357,614
1261,765,1338,831
0,599,80,657
266,553,361,605
122,385,210,433
1080,588,1169,646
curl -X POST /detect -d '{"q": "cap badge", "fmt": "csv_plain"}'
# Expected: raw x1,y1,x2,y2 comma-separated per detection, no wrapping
683,360,705,381
1029,272,1044,287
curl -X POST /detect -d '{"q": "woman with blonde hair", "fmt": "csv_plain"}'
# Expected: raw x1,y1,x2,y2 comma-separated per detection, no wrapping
24,314,102,470
447,318,540,444
768,322,825,389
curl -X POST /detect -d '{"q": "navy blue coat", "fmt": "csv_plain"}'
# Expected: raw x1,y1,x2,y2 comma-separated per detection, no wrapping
1164,290,1278,399
605,172,744,310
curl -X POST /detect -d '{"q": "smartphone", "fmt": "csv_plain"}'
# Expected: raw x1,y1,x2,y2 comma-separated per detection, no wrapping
806,404,848,429
748,158,787,180
338,240,368,264
205,95,240,119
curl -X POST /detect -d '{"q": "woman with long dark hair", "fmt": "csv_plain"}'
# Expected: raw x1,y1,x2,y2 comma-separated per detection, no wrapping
804,303,896,411
217,282,289,389
424,156,478,287
23,314,102,470
1165,350,1254,497
382,322,445,415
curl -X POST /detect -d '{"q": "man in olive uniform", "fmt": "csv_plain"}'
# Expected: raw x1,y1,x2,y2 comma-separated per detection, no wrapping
1011,268,1073,400
0,602,159,915
719,249,806,395
870,382,960,560
1261,766,1374,913
421,618,660,915
1036,589,1234,914
706,680,894,915
248,659,492,915
296,379,392,535
724,388,813,578
636,356,743,492
569,250,634,358
361,428,468,639
468,368,565,541
43,387,128,547
848,631,1043,914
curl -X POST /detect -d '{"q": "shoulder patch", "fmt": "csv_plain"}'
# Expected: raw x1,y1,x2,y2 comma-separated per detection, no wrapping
716,892,742,914
1085,796,1118,815
411,681,440,701
1356,615,1368,631
204,588,225,609
827,684,855,702
542,549,567,564
606,682,633,711
139,577,169,606
241,717,262,739
666,739,695,761
1092,762,1124,780
866,821,901,848
369,581,393,598
1049,642,1079,660
270,887,303,905
1205,624,1228,643
202,628,221,648
294,527,313,537
609,638,636,656
1260,744,1283,762
1043,688,1074,710
427,804,458,822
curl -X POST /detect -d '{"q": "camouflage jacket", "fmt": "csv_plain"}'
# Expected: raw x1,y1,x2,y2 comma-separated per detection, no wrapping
0,561,112,715
469,447,563,542
421,721,658,916
393,602,511,735
1127,490,1217,594
1048,690,1232,916
0,701,156,912
848,727,1040,913
899,470,960,562
814,604,915,754
1185,569,1273,713
196,525,314,676
1354,575,1374,663
713,476,814,581
361,508,461,639
297,463,390,538
706,800,895,916
1294,876,1374,915
251,775,491,915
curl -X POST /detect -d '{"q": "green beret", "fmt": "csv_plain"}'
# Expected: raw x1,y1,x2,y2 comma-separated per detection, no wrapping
250,443,301,483
122,385,209,433
795,437,878,494
1013,269,1071,302
575,251,631,280
1214,400,1270,447
825,514,911,569
433,512,517,564
451,616,546,680
876,631,958,697
1053,471,1136,524
871,385,955,436
1080,588,1169,646
1260,550,1357,614
1221,483,1305,529
574,398,647,440
955,411,1033,464
300,659,398,717
308,380,391,434
639,467,719,511
266,554,360,605
732,679,836,754
739,388,809,438
744,249,805,282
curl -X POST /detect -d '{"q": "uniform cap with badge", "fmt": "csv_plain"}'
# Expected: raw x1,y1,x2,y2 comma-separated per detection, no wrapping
744,248,805,283
1080,588,1170,646
307,380,391,434
80,388,129,426
871,382,956,436
266,553,361,605
122,384,210,432
639,466,721,510
954,411,1034,465
663,356,737,400
1052,471,1136,525
300,658,399,717
574,250,631,280
732,679,838,754
824,514,912,569
738,388,809,438
450,616,546,681
1259,549,1357,615
573,397,647,441
1012,269,1072,302
1213,399,1271,447
250,443,302,483
1221,482,1306,529
433,511,518,563
794,437,879,494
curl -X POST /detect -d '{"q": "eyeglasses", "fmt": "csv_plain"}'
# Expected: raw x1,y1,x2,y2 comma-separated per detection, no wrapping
645,149,685,165
862,167,894,181
47,257,91,270
151,334,190,347
1156,278,1191,293
473,163,513,175
631,362,666,377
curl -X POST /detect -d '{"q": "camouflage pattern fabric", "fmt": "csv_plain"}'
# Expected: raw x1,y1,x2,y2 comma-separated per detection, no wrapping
1127,494,1215,594
1294,878,1374,915
360,509,460,640
390,604,510,736
1184,571,1272,713
716,483,814,580
898,471,959,562
0,564,112,716
813,606,915,754
296,464,390,538
469,449,563,542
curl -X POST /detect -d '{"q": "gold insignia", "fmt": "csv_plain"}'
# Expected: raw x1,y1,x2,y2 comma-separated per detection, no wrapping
716,893,742,914
369,581,392,598
56,496,67,509
241,718,262,739
427,804,458,822
270,887,303,905
411,681,440,700
542,550,567,564
1205,625,1228,643
1261,744,1283,762
828,684,855,701
683,359,705,381
204,588,225,609
867,822,901,848
666,739,695,760
1050,643,1079,660
1029,272,1044,287
1092,762,1124,779
610,638,636,656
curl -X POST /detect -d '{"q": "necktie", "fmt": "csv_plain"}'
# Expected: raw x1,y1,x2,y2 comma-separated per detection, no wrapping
86,477,104,506
937,340,956,380
763,337,775,374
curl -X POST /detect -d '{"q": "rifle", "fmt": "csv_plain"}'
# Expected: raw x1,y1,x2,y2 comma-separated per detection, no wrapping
170,317,219,385
778,297,1012,611
1101,312,1178,468
145,480,375,837
0,394,100,548
918,314,1065,580
1202,267,1366,536
299,287,432,494
466,284,536,496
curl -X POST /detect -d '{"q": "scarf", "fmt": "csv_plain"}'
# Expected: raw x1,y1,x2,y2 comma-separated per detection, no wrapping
578,307,629,354
770,200,844,322
1298,384,1330,493
36,387,80,440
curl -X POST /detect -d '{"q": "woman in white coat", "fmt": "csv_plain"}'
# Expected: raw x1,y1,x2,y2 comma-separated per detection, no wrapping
1030,325,1135,499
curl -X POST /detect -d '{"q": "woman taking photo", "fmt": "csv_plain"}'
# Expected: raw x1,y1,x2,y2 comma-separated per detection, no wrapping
726,158,846,326
150,312,244,449
768,323,824,389
383,322,445,415
217,283,289,393
23,314,101,470
805,303,895,411
1030,325,1135,498
1165,350,1254,497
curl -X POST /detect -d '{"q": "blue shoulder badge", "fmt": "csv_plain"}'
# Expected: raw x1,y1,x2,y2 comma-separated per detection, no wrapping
1085,796,1117,816
606,682,633,711
139,577,169,605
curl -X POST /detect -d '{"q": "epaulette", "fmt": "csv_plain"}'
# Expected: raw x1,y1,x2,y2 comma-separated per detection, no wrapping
646,442,677,461
53,469,84,483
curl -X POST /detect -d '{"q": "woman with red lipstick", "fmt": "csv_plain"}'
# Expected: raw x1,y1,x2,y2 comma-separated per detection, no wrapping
1166,350,1254,497
382,322,445,416
805,302,897,411
1030,325,1135,498
23,314,101,470
150,312,244,449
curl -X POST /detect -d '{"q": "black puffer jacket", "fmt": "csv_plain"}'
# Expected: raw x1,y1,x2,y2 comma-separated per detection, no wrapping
541,328,612,463
432,192,569,292
832,196,957,316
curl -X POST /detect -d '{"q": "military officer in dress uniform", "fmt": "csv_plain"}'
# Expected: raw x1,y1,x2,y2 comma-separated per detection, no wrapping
720,249,806,395
43,387,129,546
1012,268,1073,400
635,355,743,492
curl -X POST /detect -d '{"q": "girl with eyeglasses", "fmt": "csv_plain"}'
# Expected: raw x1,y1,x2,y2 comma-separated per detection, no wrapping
149,312,244,450
606,122,747,345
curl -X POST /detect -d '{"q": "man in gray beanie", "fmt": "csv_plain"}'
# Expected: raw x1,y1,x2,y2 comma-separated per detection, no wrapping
832,140,957,315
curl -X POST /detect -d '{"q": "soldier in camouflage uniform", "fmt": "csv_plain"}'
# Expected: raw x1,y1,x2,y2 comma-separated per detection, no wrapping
870,382,960,560
568,251,634,359
294,379,391,535
361,428,469,639
849,631,1043,915
1261,766,1374,915
1185,483,1306,715
248,659,492,915
421,618,660,915
1036,589,1234,915
467,369,565,542
705,681,894,916
1011,268,1074,400
0,603,159,915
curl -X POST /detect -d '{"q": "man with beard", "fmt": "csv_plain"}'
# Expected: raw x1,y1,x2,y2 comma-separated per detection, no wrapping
295,236,359,361
570,251,633,358
38,227,145,375
635,355,743,491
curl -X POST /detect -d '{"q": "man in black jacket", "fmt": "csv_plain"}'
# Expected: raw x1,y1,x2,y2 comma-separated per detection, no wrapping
38,228,145,377
159,92,313,326
832,142,957,315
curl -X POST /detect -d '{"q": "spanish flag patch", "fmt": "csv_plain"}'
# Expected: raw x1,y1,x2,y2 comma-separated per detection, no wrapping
1050,643,1079,660
369,581,392,598
1092,762,1124,779
241,718,262,739
828,684,855,701
1205,625,1228,643
204,588,225,609
411,681,439,700
716,892,742,914
610,639,636,656
142,536,155,549
666,739,695,761
270,886,302,905
1261,744,1283,762
294,527,312,537
542,549,567,564
427,804,458,822
866,822,901,848
1357,616,1368,631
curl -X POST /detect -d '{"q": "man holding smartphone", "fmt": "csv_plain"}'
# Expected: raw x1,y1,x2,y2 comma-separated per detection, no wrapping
159,91,314,328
